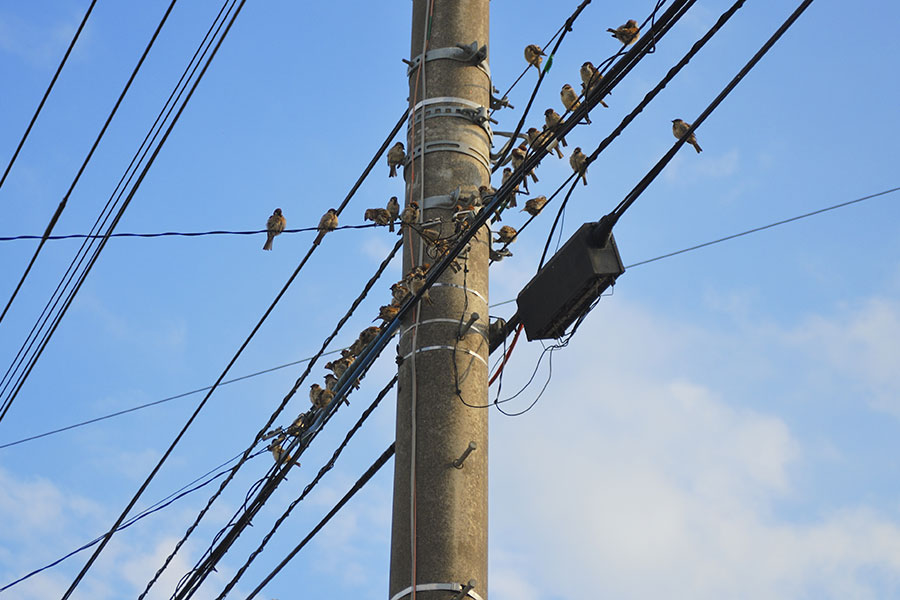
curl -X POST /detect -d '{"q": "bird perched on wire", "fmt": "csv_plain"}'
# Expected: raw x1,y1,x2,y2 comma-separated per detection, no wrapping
399,200,419,234
511,144,538,186
522,195,548,217
608,19,640,45
391,281,411,305
310,383,326,409
544,108,568,147
672,118,702,153
350,326,381,357
315,208,338,244
405,266,432,305
570,147,588,185
561,84,591,124
364,207,392,227
324,373,338,391
501,167,519,207
524,44,545,72
318,387,336,409
387,142,406,178
386,196,400,232
494,225,518,245
478,185,495,205
580,61,609,108
262,208,286,251
375,303,400,324
269,439,292,464
526,127,563,159
326,353,354,378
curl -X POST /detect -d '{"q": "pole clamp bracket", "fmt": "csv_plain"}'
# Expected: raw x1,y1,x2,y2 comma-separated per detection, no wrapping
409,97,495,140
406,41,490,80
408,139,491,175
390,581,483,600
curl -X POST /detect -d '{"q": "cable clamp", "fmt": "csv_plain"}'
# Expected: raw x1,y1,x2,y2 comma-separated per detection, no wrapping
490,130,531,163
409,97,494,140
390,581,483,600
407,138,491,175
401,345,487,368
406,41,490,79
422,187,460,210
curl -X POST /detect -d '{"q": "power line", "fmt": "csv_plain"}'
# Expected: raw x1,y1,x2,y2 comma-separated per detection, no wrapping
0,0,239,428
58,2,252,596
0,447,266,593
0,0,98,194
245,443,396,600
0,222,389,242
0,0,178,327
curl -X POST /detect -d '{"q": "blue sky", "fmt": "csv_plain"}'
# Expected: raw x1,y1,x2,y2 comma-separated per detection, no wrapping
1,1,899,598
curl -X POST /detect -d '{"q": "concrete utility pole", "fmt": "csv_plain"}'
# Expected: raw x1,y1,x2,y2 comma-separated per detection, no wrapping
390,1,491,599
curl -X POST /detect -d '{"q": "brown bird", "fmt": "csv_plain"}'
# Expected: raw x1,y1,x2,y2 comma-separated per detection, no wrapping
391,281,411,305
494,225,518,245
672,118,702,153
561,84,591,124
315,208,338,244
310,383,325,408
570,147,588,185
374,303,400,324
580,61,609,108
326,354,354,378
524,44,545,71
501,167,519,207
527,127,563,159
478,185,496,205
522,195,548,217
350,325,381,356
544,108,568,147
263,208,286,251
608,19,640,45
387,141,406,178
324,373,338,391
386,196,400,232
399,201,419,233
318,388,335,409
511,144,538,185
364,207,392,227
405,268,432,305
269,440,292,464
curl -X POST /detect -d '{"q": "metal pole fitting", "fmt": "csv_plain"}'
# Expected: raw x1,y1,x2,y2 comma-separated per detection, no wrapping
457,312,480,340
451,580,478,600
452,442,477,469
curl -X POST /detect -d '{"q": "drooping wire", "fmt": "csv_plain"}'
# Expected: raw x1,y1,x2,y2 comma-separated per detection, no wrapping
58,3,256,597
0,347,346,450
0,446,267,593
211,375,398,599
0,0,98,194
0,0,239,427
0,0,179,327
138,237,403,599
0,222,391,242
244,443,396,600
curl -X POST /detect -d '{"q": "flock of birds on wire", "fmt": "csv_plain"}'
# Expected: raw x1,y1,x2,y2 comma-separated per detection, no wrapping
260,18,704,464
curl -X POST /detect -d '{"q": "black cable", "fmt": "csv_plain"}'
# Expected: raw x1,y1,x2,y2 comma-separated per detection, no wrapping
0,447,266,593
138,237,403,599
0,0,237,424
0,0,178,327
609,0,816,226
0,348,345,450
494,343,558,417
0,0,98,194
59,3,250,596
0,222,389,242
212,376,398,599
245,443,396,600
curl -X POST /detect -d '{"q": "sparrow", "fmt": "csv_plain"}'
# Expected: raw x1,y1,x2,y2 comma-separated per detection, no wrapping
315,208,338,244
478,185,496,205
671,118,702,153
326,354,354,378
351,325,382,356
375,303,400,323
494,225,518,245
310,383,325,408
399,201,419,233
544,108,568,147
386,196,400,232
324,373,338,391
561,84,591,124
524,44,545,71
269,440,291,464
263,208,286,251
391,281,411,305
405,268,432,305
522,195,548,216
501,167,519,206
580,61,609,108
387,141,406,178
317,388,335,409
364,207,392,227
511,144,538,187
608,19,640,45
489,247,513,262
526,127,563,159
570,147,588,185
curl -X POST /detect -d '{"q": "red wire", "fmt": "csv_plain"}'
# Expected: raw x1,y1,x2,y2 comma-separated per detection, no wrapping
489,323,524,385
